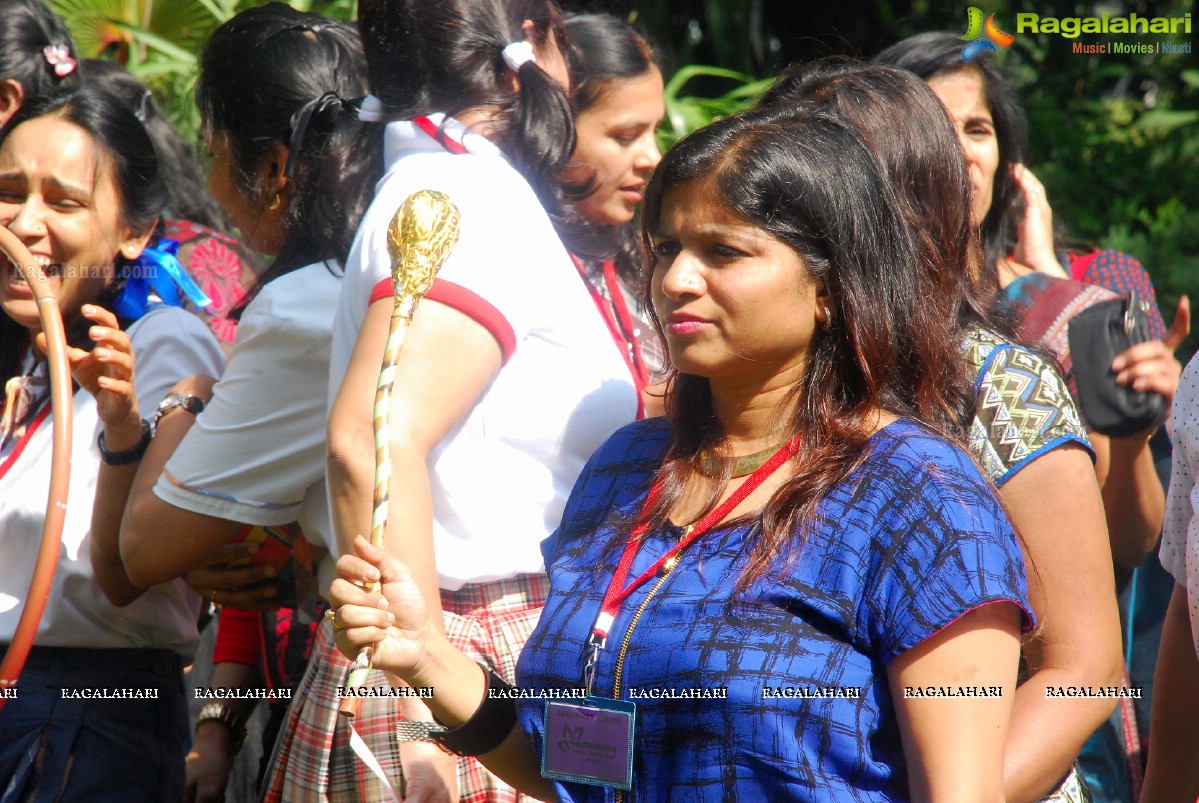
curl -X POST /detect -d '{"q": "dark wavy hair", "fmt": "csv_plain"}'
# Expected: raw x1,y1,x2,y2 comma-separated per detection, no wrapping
638,109,968,587
0,87,166,387
83,60,230,233
567,12,659,116
873,32,1028,275
0,0,80,115
344,0,600,255
755,60,1024,426
196,3,368,310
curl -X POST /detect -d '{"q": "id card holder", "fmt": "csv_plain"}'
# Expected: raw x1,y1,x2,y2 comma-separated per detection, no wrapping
541,696,635,790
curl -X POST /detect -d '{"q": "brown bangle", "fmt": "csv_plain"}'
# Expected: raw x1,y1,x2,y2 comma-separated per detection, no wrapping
431,665,517,756
196,702,246,754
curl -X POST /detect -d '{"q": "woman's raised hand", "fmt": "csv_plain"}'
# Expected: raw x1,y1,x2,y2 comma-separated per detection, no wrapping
44,304,141,430
1111,296,1191,411
329,536,432,679
1011,164,1067,279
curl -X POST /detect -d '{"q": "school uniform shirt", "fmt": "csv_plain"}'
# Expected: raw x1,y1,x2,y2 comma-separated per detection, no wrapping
328,114,638,590
0,304,225,657
517,417,1032,802
155,262,340,592
1159,354,1199,654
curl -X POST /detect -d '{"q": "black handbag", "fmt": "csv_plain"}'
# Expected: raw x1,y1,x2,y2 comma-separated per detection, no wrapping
1066,289,1167,437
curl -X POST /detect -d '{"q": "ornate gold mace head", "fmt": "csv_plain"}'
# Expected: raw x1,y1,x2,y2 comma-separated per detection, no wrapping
386,189,462,305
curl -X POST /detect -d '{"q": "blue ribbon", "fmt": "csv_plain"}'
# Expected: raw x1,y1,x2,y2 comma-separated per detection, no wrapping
112,239,213,320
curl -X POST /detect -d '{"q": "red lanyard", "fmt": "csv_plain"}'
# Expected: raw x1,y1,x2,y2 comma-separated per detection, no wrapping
590,435,801,640
572,256,649,419
413,115,469,155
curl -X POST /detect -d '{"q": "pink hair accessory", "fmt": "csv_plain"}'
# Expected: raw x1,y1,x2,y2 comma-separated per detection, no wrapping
42,44,76,78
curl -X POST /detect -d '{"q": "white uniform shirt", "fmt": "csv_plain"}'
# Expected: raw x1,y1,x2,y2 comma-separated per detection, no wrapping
0,304,226,657
155,263,340,590
328,115,638,590
1160,354,1199,655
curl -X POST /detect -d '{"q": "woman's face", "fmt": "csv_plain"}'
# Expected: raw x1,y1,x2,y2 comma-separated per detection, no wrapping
566,68,665,227
0,115,147,333
205,130,284,255
927,69,999,226
650,181,824,388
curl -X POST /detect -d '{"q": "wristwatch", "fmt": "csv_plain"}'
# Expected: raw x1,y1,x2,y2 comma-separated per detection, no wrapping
154,392,206,429
396,720,448,742
196,702,247,753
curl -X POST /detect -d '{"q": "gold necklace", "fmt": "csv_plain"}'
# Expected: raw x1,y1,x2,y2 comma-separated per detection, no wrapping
698,441,787,478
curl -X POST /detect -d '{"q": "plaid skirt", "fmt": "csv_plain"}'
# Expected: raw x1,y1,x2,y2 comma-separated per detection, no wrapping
261,573,549,802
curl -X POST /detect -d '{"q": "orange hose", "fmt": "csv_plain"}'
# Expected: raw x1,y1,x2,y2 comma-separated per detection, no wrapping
0,227,73,711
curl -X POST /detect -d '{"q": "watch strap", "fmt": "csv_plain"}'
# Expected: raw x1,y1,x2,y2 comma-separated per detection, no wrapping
396,720,448,742
430,666,517,756
154,392,206,429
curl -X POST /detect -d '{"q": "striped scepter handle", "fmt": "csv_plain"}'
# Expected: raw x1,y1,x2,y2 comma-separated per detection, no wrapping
339,190,461,718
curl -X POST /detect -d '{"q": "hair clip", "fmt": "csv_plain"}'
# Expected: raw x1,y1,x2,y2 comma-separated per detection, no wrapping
501,41,536,73
42,44,76,78
135,90,151,122
284,21,331,35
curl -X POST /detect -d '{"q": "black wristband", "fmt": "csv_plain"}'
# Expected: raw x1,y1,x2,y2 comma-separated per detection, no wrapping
97,418,152,465
431,665,517,757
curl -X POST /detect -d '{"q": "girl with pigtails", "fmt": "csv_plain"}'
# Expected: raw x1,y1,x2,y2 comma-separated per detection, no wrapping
268,0,640,800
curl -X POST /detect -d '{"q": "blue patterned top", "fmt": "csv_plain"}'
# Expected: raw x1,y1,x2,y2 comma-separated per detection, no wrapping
516,418,1031,802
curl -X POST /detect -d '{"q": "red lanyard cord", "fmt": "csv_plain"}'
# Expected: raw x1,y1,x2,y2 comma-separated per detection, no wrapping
413,115,469,155
572,256,649,419
591,434,801,639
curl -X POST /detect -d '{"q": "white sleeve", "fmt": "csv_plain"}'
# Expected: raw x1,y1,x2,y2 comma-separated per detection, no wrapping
154,269,338,526
1160,356,1199,587
358,156,568,350
431,160,568,345
127,305,226,417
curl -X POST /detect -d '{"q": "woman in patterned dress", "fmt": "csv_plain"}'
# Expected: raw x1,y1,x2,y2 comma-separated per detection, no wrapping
757,60,1121,803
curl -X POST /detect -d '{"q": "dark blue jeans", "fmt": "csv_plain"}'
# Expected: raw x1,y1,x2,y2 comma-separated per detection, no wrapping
0,645,188,802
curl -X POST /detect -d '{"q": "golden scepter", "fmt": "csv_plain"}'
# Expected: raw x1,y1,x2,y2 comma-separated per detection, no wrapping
339,189,461,718
0,228,73,711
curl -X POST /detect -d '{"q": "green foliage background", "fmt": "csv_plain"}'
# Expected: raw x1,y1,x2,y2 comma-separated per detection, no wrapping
50,0,1197,356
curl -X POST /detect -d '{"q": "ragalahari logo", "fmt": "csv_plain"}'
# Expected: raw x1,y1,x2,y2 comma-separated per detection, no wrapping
961,7,1015,62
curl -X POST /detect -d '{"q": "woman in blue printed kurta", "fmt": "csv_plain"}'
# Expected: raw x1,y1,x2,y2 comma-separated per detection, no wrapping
516,416,1027,800
327,104,1029,800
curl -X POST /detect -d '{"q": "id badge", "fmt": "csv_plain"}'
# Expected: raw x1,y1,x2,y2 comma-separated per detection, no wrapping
541,696,635,790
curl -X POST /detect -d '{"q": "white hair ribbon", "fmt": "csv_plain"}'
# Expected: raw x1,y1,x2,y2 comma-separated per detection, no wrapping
357,94,384,123
501,41,536,72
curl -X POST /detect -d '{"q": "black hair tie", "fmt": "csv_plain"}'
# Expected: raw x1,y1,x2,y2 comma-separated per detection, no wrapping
285,91,343,179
